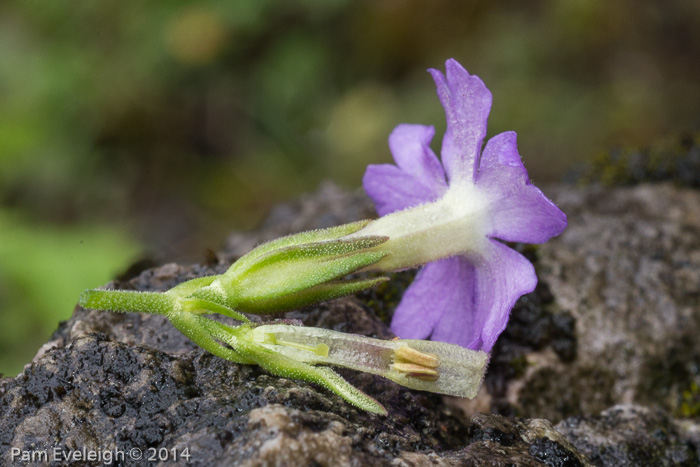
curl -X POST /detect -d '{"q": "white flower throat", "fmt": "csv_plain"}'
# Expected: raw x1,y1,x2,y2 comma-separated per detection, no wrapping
350,181,490,271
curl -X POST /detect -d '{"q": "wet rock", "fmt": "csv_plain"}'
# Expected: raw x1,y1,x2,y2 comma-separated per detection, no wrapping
2,330,474,466
0,183,586,466
491,183,700,422
2,181,699,465
557,404,700,466
1,324,591,466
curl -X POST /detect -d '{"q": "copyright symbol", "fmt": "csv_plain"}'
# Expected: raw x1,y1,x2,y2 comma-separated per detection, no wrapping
129,448,142,460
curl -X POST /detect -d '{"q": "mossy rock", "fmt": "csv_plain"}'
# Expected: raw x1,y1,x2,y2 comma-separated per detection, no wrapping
577,132,700,188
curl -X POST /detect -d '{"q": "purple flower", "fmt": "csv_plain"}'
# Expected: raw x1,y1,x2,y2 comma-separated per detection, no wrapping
361,59,567,352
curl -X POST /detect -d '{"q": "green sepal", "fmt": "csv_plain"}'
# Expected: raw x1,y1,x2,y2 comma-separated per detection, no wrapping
168,312,254,365
192,236,389,314
309,367,387,416
233,235,387,278
226,249,388,311
178,297,250,322
167,276,218,297
212,323,386,415
227,220,373,276
252,346,386,415
230,276,389,314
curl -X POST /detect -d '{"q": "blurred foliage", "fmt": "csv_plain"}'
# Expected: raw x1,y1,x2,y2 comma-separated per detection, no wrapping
1,0,699,373
0,211,138,376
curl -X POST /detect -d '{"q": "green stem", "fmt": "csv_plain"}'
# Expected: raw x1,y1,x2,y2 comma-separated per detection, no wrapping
79,289,177,316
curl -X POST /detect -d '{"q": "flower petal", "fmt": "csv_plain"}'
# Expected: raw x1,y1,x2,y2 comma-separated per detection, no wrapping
429,59,492,184
390,256,475,342
364,164,440,216
477,131,568,243
432,240,536,351
363,124,447,216
388,124,447,192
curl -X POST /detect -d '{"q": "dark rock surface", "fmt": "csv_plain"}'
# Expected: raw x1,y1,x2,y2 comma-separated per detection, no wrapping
1,181,699,466
556,404,700,466
0,260,586,466
489,183,700,423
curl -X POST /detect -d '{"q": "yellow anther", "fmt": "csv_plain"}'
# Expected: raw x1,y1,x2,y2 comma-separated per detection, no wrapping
391,362,439,381
394,346,440,368
391,346,441,381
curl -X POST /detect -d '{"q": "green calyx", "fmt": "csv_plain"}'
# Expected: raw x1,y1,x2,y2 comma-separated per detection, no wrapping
80,220,388,320
191,223,389,314
78,220,396,413
78,219,488,414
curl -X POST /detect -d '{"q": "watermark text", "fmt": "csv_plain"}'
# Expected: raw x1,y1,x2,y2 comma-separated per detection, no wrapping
10,446,191,464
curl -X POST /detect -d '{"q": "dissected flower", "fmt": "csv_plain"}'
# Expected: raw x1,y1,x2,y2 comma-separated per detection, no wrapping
79,214,490,412
79,58,566,413
360,59,567,351
250,323,487,398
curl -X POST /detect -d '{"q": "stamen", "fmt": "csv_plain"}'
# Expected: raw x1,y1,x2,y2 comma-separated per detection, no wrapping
391,362,439,381
391,345,441,381
394,345,440,368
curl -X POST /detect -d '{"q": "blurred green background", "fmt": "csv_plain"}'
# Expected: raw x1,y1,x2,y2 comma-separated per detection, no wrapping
1,0,699,376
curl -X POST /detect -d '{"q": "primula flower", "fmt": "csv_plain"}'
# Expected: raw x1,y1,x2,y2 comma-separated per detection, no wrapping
79,58,564,413
359,59,567,351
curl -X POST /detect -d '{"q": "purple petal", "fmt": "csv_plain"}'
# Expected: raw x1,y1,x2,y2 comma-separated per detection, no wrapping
363,124,447,216
364,164,440,216
429,59,492,184
431,241,536,352
388,124,447,193
390,257,474,341
477,132,568,243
